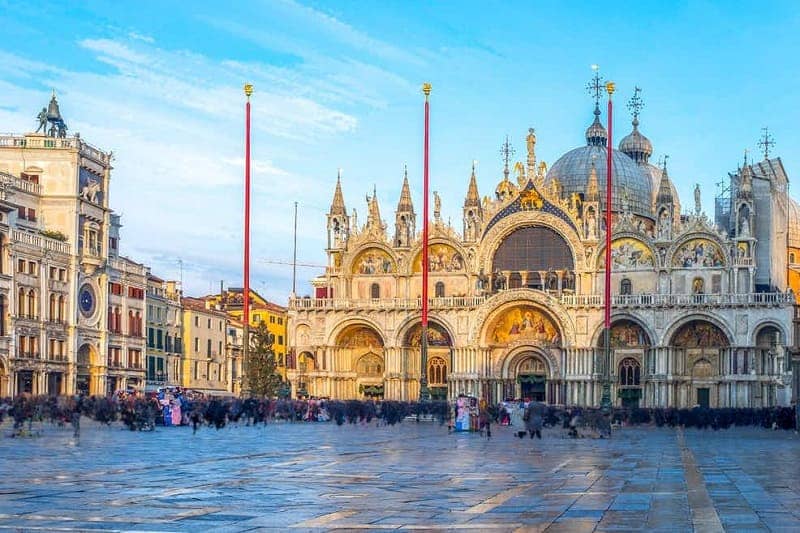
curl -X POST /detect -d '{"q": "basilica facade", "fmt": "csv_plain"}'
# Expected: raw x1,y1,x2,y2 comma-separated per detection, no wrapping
287,92,796,409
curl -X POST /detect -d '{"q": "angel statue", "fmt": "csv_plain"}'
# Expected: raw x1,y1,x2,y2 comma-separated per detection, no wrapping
514,161,526,187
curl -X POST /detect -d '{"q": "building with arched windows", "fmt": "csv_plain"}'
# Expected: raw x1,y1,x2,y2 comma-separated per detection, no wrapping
0,93,148,396
288,90,796,409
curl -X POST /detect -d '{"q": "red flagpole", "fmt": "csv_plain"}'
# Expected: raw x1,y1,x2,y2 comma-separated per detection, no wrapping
420,82,431,401
601,81,615,411
243,83,253,396
604,87,613,330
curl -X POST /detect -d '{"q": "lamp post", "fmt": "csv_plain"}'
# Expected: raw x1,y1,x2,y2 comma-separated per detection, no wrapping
243,83,253,397
600,80,615,412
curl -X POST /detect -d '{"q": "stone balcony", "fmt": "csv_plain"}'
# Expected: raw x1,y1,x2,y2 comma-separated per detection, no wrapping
0,134,110,165
12,229,71,255
289,290,795,312
0,171,41,195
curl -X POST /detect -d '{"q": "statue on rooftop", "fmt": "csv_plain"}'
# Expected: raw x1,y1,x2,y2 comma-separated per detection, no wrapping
36,108,48,133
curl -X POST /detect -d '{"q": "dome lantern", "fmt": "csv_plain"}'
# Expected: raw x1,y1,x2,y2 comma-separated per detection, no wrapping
585,105,608,147
619,87,652,165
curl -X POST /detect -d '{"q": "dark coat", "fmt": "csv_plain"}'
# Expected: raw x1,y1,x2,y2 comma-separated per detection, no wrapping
525,401,545,432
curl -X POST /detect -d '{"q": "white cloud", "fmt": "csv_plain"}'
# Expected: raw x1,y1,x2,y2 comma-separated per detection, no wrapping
0,12,415,301
128,32,155,44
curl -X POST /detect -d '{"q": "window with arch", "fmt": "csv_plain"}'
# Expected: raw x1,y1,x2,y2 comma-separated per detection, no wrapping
27,290,36,318
17,288,24,316
620,278,632,295
428,356,447,386
298,353,315,372
435,281,445,298
493,226,574,272
618,357,641,386
370,283,380,299
0,294,5,336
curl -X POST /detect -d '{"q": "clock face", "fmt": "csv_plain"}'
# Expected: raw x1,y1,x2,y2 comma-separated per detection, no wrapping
79,284,95,317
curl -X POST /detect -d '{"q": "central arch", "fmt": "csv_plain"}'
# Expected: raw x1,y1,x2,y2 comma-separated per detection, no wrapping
472,290,575,347
490,225,575,292
502,346,553,402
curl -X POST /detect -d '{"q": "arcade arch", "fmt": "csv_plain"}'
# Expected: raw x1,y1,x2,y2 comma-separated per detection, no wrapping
402,321,453,400
335,324,385,399
670,319,730,408
76,343,102,395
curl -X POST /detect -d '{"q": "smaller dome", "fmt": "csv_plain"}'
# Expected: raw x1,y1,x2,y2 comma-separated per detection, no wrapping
789,198,800,249
619,120,653,164
585,106,607,147
495,174,518,200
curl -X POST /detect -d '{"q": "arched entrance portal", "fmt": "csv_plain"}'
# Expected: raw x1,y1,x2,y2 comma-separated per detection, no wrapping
77,343,102,396
515,353,548,401
335,324,385,399
754,324,787,406
487,302,563,403
404,322,452,400
597,319,651,408
671,320,729,408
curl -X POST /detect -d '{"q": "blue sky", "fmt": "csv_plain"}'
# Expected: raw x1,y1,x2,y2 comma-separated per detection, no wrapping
2,0,799,302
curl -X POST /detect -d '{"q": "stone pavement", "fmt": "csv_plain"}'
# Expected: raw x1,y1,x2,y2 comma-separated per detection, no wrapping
0,419,799,532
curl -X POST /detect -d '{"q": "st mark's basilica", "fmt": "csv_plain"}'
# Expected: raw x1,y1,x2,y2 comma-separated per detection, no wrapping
287,87,797,409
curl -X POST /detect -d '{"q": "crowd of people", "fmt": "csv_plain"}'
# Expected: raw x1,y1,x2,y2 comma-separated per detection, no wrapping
0,394,453,434
0,393,796,436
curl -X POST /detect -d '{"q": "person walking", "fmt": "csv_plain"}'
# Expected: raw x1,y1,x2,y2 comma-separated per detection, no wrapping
509,401,526,438
525,400,545,439
478,399,492,438
70,394,83,438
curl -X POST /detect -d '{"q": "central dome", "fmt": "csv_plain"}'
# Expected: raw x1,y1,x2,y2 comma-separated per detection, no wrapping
789,198,800,249
546,145,654,219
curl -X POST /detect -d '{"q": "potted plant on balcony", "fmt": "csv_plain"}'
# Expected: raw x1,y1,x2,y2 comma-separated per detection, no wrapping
40,229,68,242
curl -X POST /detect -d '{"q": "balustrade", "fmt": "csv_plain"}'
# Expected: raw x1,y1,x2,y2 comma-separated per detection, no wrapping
0,134,110,164
289,290,794,310
11,229,71,254
0,171,41,194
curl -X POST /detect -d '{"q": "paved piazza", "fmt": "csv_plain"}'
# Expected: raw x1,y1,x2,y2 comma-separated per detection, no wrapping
1,422,799,532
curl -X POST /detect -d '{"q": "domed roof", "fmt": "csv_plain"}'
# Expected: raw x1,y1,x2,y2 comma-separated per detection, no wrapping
789,198,800,248
495,174,518,200
619,121,653,164
546,145,654,219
